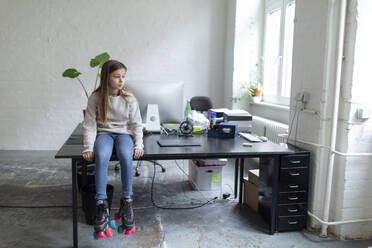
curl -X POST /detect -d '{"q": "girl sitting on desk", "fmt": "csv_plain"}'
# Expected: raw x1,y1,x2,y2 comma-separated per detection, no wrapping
82,60,143,238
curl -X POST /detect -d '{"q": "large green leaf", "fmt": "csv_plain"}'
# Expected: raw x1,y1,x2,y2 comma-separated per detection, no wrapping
62,68,81,78
90,58,100,68
90,52,110,68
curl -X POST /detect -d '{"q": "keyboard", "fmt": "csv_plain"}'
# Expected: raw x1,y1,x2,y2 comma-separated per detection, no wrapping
239,132,263,142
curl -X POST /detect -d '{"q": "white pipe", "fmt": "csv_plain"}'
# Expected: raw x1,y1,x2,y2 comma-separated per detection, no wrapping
332,150,372,157
308,211,372,226
321,0,347,237
286,138,372,157
313,0,337,235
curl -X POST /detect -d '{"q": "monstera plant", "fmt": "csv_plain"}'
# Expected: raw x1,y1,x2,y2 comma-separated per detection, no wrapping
62,52,110,98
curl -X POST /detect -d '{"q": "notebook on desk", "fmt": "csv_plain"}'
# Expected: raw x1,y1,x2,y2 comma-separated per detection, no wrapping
157,139,201,147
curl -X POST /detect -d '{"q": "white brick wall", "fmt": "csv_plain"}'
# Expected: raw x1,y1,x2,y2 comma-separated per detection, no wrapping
0,0,228,150
292,0,372,239
337,0,372,237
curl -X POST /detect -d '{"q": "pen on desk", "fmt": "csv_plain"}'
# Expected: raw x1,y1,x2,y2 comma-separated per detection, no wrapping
242,143,252,147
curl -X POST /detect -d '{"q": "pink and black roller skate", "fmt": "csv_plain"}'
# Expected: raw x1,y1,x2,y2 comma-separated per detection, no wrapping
93,199,117,239
115,197,136,235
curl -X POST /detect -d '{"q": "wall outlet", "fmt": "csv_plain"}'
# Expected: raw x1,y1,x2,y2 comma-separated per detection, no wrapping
302,92,310,103
296,91,310,103
357,107,370,119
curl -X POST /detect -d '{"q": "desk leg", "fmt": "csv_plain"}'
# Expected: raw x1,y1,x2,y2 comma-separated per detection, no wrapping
81,161,87,191
234,159,238,199
72,159,78,248
239,158,244,204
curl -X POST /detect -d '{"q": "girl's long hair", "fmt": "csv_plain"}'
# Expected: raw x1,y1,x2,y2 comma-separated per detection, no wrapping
93,60,135,124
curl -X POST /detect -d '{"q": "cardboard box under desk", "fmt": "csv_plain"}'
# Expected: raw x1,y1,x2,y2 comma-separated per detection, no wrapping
248,169,259,185
243,169,259,212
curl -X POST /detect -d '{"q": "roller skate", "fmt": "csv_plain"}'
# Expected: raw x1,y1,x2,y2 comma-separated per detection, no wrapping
93,199,117,239
115,197,136,235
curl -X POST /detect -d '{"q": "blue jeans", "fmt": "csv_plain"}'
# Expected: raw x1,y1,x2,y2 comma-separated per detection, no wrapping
94,133,134,200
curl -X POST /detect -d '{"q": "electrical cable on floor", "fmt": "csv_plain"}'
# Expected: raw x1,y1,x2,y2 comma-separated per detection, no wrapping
174,160,208,201
150,161,217,209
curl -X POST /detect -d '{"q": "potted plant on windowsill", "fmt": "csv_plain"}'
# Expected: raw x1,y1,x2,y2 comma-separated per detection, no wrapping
248,81,263,103
62,52,110,116
248,57,264,103
232,58,264,104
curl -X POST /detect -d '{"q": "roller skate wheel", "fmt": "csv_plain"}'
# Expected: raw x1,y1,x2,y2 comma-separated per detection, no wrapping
109,220,117,229
105,227,113,238
97,231,105,239
125,226,136,235
118,225,124,234
114,213,120,221
93,232,98,240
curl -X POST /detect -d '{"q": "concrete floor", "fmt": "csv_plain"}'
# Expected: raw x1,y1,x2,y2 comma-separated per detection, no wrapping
0,151,371,248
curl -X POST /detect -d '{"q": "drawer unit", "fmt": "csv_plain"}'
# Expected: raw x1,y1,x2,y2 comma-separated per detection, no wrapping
257,151,310,234
278,203,307,216
275,153,310,233
279,167,309,192
278,192,307,204
277,216,307,231
281,155,309,168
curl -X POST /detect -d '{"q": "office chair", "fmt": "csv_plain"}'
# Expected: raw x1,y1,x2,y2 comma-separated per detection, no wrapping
190,96,213,112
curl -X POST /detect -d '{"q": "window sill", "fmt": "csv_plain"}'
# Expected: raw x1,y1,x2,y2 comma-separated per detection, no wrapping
248,101,290,124
250,101,290,111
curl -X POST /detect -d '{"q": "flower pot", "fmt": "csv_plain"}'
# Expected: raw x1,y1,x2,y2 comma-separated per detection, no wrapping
251,96,262,103
253,89,262,97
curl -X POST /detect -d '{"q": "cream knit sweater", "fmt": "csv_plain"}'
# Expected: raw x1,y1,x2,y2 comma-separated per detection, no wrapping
82,92,143,153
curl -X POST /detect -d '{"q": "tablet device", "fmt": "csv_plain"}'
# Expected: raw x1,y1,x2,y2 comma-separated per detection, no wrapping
157,139,201,147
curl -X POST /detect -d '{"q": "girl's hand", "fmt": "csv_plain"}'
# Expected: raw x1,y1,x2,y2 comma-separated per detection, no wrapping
82,151,94,162
133,149,144,159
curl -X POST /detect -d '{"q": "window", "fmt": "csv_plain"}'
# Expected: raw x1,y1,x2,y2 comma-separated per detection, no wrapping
262,0,296,105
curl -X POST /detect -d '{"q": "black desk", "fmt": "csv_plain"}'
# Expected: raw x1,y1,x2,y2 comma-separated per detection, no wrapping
55,124,309,248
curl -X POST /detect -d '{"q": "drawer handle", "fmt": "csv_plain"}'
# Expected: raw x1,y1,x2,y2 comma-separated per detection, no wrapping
288,220,298,225
288,208,299,213
288,184,299,189
289,172,300,176
289,160,301,164
288,196,298,201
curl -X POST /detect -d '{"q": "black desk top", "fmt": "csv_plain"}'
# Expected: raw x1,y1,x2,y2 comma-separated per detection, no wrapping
55,124,303,160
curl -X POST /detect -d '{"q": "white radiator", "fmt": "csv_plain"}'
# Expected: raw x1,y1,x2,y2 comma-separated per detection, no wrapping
252,116,288,144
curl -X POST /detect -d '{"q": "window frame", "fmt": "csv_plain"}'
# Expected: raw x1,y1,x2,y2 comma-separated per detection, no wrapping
262,0,296,106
